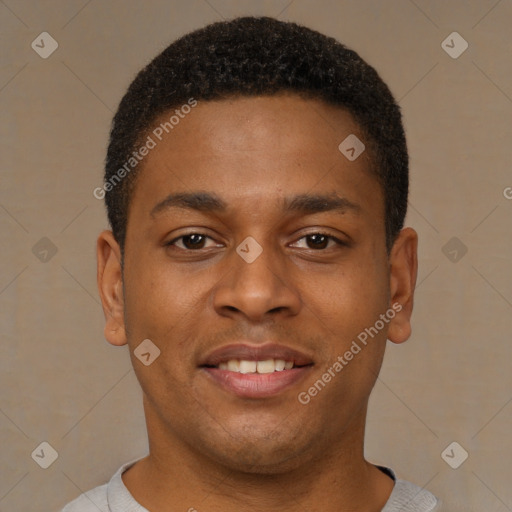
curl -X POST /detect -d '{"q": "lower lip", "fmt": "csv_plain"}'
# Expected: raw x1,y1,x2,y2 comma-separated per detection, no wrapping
201,367,312,399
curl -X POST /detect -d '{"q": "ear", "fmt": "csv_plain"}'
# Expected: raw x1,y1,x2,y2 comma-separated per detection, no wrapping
97,230,127,346
387,227,418,344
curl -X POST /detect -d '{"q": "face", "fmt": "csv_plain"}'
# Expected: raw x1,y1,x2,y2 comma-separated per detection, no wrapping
97,94,417,474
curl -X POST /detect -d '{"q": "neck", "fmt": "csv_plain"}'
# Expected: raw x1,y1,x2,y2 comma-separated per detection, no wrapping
122,400,394,512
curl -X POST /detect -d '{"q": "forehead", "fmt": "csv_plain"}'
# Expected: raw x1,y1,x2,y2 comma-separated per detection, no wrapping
149,94,363,158
129,94,381,217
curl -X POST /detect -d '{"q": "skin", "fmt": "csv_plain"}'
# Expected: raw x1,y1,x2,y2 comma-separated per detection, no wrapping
97,94,418,512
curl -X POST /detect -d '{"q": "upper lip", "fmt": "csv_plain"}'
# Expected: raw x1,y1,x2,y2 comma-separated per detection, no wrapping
199,343,314,367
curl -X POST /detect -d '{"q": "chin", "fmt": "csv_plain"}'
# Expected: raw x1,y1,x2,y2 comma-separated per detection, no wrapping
218,448,306,475
199,428,313,475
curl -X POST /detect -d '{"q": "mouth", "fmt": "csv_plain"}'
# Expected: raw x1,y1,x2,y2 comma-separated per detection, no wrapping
206,358,298,373
199,344,314,399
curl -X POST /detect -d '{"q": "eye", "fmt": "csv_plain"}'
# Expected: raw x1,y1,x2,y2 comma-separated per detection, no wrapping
290,233,345,250
167,233,221,250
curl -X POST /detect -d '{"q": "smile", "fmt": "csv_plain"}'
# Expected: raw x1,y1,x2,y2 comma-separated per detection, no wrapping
200,343,314,398
215,359,294,373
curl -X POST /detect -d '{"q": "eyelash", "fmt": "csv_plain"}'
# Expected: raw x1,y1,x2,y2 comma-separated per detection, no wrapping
166,232,346,251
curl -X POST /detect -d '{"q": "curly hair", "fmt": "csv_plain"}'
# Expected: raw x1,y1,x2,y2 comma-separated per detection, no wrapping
104,16,408,253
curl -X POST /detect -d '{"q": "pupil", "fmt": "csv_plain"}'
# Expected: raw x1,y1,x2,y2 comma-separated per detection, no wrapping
184,234,204,249
308,234,328,249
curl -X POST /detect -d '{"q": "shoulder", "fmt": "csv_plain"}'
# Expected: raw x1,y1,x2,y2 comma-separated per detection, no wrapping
60,459,143,512
382,478,440,512
61,483,109,512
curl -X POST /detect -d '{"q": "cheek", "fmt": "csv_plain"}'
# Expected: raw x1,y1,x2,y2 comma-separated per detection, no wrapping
307,268,389,402
123,255,198,334
307,256,389,332
121,265,195,384
303,259,390,403
123,271,202,416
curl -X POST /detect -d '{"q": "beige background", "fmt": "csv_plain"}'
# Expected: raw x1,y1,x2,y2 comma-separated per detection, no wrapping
1,1,511,511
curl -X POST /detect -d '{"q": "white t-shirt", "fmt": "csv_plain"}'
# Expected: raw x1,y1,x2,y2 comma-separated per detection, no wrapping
61,460,440,512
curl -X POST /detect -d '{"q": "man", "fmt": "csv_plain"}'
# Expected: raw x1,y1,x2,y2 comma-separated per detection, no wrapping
64,16,439,512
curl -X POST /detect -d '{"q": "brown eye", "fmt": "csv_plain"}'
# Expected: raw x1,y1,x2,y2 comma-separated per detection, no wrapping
181,234,206,249
167,233,219,250
290,233,343,250
306,234,329,249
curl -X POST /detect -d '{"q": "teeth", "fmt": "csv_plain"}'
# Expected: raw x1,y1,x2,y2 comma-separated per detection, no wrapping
239,360,257,374
216,359,295,373
227,359,240,372
256,359,275,374
275,359,286,371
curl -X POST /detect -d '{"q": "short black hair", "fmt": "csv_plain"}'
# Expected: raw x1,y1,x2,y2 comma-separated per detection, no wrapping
104,16,408,254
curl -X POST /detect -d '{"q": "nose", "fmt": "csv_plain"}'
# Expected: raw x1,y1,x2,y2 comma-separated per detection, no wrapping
212,239,302,323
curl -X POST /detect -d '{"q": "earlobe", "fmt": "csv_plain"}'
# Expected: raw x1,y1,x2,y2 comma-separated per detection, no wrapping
387,227,418,345
96,230,127,346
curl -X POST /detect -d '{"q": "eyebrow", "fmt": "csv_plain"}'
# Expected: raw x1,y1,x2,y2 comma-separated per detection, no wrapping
150,191,361,218
284,193,361,215
150,192,227,217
